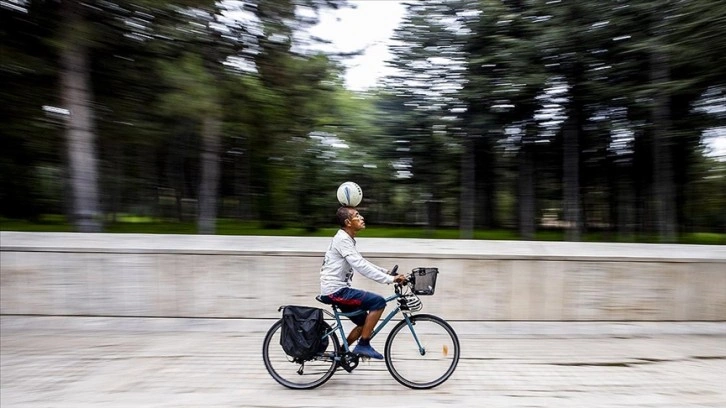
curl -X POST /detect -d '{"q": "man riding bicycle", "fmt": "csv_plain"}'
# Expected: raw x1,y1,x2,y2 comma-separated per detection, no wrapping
319,206,406,359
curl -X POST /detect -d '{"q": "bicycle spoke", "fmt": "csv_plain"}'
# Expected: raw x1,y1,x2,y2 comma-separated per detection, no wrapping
384,314,460,389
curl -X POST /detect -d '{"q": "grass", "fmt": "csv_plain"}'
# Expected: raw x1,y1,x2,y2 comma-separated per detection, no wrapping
1,216,724,244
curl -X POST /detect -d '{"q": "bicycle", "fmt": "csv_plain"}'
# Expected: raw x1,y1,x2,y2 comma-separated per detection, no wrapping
262,266,460,390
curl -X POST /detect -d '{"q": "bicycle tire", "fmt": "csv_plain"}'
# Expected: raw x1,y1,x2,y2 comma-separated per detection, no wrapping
384,314,460,389
262,319,340,389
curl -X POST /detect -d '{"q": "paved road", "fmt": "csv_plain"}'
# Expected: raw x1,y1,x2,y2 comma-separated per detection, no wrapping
1,317,725,408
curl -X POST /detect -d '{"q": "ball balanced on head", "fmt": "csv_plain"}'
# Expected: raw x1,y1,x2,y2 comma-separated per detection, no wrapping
337,181,363,207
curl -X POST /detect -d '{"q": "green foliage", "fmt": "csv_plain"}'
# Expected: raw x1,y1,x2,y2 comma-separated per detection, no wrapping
1,0,724,240
157,53,221,118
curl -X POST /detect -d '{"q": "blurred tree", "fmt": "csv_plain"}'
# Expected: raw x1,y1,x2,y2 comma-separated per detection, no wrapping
532,1,602,242
218,0,351,228
1,1,63,219
607,0,726,239
157,51,223,233
149,0,260,234
387,0,468,233
461,0,548,239
2,0,725,241
58,0,102,231
141,0,349,231
657,0,726,237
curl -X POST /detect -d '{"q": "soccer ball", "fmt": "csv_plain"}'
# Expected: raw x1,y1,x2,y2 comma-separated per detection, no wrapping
336,181,363,207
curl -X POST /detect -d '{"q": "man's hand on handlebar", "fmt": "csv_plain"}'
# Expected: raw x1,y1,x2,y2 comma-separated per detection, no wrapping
388,264,407,285
393,274,408,285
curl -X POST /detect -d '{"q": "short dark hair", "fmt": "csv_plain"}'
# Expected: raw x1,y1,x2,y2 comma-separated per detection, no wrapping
336,206,353,228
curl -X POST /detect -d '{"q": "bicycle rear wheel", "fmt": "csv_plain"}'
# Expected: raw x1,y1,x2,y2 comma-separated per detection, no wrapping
262,319,340,389
384,314,460,389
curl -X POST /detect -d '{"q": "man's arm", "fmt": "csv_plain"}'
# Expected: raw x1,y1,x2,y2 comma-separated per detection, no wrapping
345,252,394,284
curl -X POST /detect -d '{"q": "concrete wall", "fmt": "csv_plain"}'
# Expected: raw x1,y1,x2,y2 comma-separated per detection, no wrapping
1,232,724,321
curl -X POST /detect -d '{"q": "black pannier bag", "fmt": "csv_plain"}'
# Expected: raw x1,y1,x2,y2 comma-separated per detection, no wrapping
280,306,326,360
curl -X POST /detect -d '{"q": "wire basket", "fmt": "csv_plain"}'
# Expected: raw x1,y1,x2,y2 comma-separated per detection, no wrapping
411,267,438,295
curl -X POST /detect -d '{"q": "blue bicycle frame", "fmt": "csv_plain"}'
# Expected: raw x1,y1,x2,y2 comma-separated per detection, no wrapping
322,292,426,356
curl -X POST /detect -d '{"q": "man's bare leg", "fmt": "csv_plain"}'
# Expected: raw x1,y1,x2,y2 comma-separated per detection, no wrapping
346,326,363,346
345,308,383,348
350,309,386,359
361,309,384,340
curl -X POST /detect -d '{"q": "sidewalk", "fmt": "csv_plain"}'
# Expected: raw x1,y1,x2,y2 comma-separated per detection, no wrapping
2,317,725,408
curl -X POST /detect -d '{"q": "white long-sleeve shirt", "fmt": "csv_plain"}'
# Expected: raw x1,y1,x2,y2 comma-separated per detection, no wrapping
320,229,393,295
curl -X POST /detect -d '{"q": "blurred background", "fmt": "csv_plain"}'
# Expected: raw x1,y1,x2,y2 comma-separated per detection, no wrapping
1,0,725,243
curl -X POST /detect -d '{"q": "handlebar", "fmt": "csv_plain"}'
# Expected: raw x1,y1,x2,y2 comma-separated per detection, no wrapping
390,264,413,289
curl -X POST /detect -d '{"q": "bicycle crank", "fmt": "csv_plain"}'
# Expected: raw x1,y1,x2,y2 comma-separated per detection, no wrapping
339,352,360,373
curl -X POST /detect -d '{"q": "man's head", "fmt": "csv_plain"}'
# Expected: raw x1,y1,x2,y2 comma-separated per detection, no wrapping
336,206,366,233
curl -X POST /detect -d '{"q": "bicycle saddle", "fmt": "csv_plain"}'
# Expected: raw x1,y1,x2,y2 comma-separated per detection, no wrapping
315,295,333,305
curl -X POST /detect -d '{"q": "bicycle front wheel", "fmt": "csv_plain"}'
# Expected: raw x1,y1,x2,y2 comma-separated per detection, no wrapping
384,314,460,389
262,319,340,389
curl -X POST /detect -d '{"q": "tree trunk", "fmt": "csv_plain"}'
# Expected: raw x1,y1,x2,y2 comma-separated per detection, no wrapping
109,139,121,223
197,116,221,234
518,144,535,240
617,168,634,240
563,75,583,241
60,1,101,232
459,136,475,239
240,135,254,220
563,118,582,241
650,47,677,242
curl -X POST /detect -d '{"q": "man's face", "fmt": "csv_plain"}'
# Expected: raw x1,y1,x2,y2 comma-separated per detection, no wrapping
347,210,365,231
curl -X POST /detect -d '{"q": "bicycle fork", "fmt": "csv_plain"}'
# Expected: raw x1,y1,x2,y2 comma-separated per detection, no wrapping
402,314,427,356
